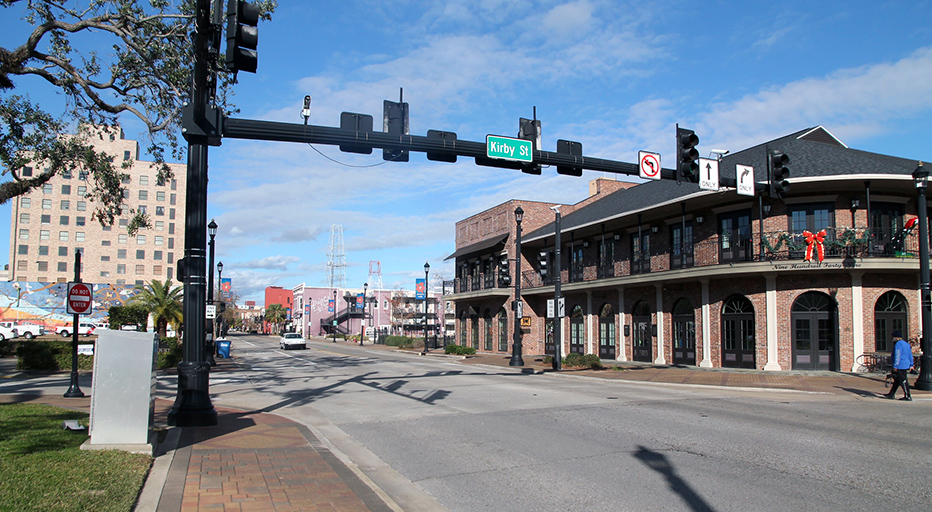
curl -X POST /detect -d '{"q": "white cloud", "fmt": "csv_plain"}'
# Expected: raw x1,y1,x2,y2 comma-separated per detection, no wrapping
699,46,932,152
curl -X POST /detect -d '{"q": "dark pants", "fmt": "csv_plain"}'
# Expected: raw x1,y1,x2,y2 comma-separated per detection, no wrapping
888,369,911,398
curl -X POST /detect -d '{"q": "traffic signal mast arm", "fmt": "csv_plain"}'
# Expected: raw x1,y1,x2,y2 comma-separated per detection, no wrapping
223,116,667,178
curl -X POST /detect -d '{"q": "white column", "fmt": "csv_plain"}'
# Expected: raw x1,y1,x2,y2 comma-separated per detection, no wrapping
700,279,712,368
617,287,627,361
850,272,864,372
764,275,782,371
586,290,594,355
654,284,666,364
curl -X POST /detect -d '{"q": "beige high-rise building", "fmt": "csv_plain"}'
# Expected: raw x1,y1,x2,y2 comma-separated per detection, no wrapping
7,127,186,285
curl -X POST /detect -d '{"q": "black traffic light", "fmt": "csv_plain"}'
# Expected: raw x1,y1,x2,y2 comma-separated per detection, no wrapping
676,125,700,183
499,255,511,287
769,150,790,198
383,99,409,162
538,250,549,279
225,0,260,73
518,117,541,175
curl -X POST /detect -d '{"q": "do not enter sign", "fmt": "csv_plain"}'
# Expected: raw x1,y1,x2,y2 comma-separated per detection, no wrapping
67,282,93,315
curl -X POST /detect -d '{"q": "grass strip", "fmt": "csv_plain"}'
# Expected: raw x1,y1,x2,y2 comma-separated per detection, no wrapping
0,403,152,512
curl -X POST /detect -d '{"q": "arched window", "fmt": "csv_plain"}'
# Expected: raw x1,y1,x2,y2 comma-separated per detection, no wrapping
672,298,695,365
460,311,468,346
498,308,508,352
483,308,494,351
570,305,585,354
791,292,837,371
721,295,754,368
632,301,652,362
599,303,616,359
874,291,907,352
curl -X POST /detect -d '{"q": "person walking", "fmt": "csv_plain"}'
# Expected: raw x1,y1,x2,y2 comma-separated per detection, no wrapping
883,330,914,401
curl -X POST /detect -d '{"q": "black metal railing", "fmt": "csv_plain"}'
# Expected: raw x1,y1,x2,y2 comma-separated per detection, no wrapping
512,226,920,290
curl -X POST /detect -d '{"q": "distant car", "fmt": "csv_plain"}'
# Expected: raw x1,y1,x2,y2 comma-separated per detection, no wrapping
279,333,306,350
57,322,96,337
0,324,17,341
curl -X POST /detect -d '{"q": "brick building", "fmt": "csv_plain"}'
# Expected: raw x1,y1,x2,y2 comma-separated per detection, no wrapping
7,126,186,285
445,126,925,371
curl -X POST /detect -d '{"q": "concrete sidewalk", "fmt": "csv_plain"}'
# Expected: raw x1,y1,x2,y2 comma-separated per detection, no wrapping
2,340,927,512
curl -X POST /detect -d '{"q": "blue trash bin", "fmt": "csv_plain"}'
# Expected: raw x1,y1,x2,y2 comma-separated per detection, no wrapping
217,339,231,358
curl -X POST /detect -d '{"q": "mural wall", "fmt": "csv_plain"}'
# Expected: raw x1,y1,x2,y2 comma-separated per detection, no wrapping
0,281,142,332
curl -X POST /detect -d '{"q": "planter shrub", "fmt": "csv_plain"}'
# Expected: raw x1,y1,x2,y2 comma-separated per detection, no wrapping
385,336,414,348
16,341,94,371
444,344,476,356
563,352,604,369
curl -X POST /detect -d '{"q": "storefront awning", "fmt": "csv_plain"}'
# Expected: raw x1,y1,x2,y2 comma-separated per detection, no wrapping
444,234,509,261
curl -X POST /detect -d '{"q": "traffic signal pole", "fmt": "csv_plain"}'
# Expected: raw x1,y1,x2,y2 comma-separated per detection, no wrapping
222,117,661,178
168,0,217,427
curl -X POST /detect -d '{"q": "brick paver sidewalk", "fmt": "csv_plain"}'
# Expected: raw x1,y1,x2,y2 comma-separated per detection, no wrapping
157,404,393,512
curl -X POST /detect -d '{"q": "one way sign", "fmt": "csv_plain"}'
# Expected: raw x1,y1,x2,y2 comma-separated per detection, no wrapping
698,157,719,191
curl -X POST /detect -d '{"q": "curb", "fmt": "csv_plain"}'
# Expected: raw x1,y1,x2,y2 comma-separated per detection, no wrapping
133,426,181,512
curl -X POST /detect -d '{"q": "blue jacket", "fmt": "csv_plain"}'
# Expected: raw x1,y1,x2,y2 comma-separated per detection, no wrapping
892,338,914,370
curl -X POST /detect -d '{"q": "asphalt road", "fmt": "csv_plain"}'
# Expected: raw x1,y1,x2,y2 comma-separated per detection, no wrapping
148,334,931,512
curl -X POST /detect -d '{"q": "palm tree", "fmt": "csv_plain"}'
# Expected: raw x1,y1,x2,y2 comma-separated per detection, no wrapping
265,303,286,335
129,279,183,339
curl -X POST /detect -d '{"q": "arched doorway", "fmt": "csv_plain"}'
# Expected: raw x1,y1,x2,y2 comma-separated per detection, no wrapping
470,311,479,349
498,308,508,352
459,312,468,346
570,305,585,354
791,291,838,371
874,291,908,352
632,301,652,362
672,298,696,365
483,309,493,351
598,303,616,359
722,295,755,368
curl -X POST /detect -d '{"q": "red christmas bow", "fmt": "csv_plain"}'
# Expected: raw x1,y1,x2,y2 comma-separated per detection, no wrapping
905,217,918,231
803,229,826,263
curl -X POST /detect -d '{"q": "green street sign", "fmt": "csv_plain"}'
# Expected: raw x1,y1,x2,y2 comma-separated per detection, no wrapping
486,135,533,163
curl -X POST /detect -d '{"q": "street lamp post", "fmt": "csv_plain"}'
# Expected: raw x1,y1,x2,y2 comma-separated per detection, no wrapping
332,289,337,343
360,283,368,345
510,206,525,366
12,282,22,322
913,163,932,391
216,261,223,338
206,219,217,366
423,262,430,354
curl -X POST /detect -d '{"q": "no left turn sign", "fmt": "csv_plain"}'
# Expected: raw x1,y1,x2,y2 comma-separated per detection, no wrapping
67,282,93,315
638,151,661,180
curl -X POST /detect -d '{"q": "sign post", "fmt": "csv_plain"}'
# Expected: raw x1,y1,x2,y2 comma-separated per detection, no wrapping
64,251,88,398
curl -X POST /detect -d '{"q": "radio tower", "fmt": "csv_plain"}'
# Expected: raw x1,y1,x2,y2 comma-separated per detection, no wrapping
327,225,346,289
368,261,383,292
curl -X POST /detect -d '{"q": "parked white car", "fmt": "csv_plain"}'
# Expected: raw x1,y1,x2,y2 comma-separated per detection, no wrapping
0,324,17,341
57,322,96,337
279,333,306,350
0,321,43,339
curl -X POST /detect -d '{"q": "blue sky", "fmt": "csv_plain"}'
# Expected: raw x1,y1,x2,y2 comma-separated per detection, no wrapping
3,0,932,304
